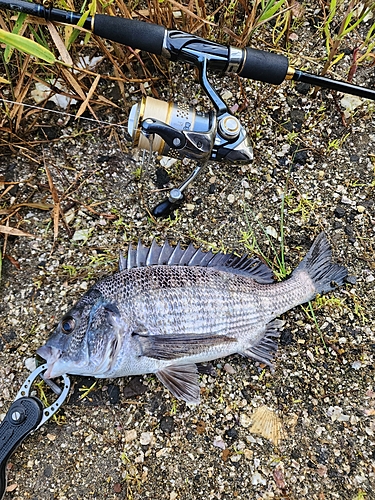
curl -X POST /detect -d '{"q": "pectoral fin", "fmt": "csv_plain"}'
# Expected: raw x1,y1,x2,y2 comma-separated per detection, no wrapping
156,364,201,404
135,332,236,360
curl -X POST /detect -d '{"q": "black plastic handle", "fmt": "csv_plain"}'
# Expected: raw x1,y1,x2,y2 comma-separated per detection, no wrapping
0,397,44,500
152,197,182,218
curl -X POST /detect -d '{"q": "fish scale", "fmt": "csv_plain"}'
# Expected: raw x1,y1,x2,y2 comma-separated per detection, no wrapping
37,233,348,404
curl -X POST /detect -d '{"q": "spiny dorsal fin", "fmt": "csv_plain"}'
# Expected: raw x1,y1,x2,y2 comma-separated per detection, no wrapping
118,239,275,284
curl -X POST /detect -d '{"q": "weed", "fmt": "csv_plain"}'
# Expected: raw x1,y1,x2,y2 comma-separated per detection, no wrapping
312,294,345,312
61,264,78,277
287,194,316,222
78,380,97,400
132,166,143,181
327,132,350,152
35,379,66,425
169,398,179,415
320,1,375,76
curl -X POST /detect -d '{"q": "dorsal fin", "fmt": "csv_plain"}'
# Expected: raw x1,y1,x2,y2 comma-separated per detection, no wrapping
118,239,274,284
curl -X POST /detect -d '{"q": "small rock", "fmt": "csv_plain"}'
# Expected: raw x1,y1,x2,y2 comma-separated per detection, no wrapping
225,427,238,439
124,429,137,443
345,275,357,285
240,413,252,428
223,363,236,374
351,361,362,370
334,206,346,218
160,416,174,434
140,432,153,446
222,449,231,462
265,225,278,239
113,483,122,493
221,89,233,100
252,472,266,486
295,82,310,95
357,205,365,213
280,329,293,345
196,421,206,435
43,465,53,478
365,274,375,283
341,195,352,205
5,484,17,493
123,377,148,399
47,434,56,441
107,384,120,404
227,194,235,204
213,436,227,449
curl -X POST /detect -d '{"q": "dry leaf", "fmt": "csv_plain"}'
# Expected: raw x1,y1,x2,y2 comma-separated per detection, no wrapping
45,165,60,240
46,21,73,66
76,74,100,118
0,225,35,238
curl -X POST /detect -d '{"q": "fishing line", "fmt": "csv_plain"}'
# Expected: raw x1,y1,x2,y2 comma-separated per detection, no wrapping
0,98,130,131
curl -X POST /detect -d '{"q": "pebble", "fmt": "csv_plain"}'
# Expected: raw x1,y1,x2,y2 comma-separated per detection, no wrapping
124,429,137,443
160,416,174,434
213,437,227,450
265,225,278,238
223,363,236,374
341,195,352,205
227,194,235,204
334,206,346,218
252,472,267,486
239,413,252,428
357,205,365,213
140,432,153,446
365,274,374,283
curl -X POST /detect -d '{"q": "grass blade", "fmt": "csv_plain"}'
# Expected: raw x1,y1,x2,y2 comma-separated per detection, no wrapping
0,28,56,64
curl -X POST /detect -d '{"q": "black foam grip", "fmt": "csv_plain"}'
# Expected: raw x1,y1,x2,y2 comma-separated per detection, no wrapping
238,48,288,85
93,15,165,54
0,397,44,500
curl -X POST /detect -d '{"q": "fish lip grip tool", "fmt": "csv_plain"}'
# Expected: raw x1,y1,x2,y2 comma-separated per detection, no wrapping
0,364,70,500
1,0,375,216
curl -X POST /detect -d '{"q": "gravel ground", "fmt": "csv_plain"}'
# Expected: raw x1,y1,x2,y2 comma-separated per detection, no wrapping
1,8,375,500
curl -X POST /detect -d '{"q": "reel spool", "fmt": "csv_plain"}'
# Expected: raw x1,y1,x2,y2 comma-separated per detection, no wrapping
128,97,216,159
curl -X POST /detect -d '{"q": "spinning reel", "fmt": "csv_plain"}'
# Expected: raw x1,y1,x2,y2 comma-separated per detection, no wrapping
1,0,375,217
128,59,253,217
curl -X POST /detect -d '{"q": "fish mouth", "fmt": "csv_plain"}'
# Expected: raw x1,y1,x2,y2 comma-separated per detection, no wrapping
37,345,63,379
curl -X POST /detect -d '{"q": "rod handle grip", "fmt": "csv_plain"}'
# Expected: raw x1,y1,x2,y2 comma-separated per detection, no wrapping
238,47,289,84
93,15,165,55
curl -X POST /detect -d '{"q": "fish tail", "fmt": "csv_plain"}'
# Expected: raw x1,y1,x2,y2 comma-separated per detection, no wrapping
293,232,348,295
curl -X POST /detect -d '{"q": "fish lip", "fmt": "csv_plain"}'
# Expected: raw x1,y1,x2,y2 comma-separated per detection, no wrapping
37,345,62,379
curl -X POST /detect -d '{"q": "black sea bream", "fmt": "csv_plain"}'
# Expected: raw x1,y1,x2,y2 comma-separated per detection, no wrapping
37,233,347,403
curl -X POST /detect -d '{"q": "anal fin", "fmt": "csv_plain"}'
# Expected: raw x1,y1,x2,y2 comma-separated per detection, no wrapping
156,364,200,404
243,319,284,371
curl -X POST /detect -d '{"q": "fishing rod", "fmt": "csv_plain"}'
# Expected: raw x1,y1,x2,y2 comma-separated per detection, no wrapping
1,0,375,216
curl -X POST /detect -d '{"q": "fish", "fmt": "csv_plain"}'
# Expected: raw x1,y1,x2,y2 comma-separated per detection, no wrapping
37,232,348,404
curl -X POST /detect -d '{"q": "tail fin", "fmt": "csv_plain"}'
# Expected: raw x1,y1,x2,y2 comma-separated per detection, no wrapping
293,233,348,294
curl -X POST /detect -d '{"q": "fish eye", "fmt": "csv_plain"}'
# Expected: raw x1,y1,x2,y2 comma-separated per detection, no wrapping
61,316,76,334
